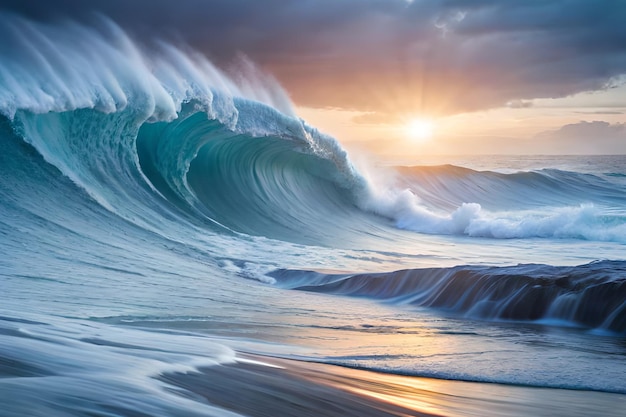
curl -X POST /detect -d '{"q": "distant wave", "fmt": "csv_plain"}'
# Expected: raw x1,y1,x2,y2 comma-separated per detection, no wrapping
272,260,626,333
363,164,626,242
397,164,626,210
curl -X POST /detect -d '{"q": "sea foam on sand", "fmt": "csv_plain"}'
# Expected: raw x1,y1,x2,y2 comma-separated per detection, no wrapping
160,354,626,417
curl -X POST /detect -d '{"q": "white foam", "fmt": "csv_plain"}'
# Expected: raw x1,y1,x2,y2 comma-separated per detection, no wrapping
359,168,626,242
218,260,277,284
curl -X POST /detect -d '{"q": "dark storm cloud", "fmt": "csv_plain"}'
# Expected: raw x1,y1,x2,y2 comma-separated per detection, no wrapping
2,0,626,117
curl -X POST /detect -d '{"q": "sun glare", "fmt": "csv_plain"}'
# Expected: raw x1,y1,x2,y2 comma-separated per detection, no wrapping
405,118,435,141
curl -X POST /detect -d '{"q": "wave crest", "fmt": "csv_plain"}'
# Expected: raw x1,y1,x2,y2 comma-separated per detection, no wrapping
0,12,291,122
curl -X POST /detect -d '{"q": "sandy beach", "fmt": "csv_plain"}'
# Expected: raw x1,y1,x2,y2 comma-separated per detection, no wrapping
160,354,626,417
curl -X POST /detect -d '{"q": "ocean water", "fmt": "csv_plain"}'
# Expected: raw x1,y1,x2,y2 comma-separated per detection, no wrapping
1,14,625,416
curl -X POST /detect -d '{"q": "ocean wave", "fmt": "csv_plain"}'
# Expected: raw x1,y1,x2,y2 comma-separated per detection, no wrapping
0,13,366,245
1,12,625,248
272,260,626,333
397,164,626,210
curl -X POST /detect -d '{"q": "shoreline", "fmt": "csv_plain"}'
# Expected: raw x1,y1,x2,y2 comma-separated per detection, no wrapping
160,353,626,417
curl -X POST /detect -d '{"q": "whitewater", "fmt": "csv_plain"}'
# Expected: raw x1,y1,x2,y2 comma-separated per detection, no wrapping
1,14,625,416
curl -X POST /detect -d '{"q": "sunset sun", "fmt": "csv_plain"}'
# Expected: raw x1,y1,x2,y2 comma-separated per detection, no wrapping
405,118,435,141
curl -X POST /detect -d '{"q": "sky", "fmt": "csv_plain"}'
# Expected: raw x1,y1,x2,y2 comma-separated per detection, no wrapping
2,0,626,156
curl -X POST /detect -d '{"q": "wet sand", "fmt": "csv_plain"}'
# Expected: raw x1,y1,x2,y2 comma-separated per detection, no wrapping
160,354,626,417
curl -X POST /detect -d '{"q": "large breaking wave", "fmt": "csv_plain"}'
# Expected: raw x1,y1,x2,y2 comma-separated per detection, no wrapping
2,13,626,248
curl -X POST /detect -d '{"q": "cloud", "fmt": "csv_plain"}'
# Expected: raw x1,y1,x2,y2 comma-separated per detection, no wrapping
2,0,626,118
574,111,624,115
534,121,626,154
506,100,533,109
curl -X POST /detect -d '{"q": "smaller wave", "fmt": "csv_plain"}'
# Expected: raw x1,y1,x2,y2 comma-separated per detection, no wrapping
356,163,626,243
271,260,626,333
361,190,626,242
